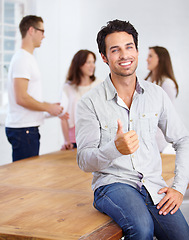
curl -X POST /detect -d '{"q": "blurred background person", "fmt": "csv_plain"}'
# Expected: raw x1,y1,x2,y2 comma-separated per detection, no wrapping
5,15,63,162
145,46,179,153
60,49,102,150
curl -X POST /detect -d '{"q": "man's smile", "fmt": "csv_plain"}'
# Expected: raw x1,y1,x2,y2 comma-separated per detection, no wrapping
119,61,132,66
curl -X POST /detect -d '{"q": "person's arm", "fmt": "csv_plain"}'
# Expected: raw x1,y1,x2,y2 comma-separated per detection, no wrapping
157,91,189,215
157,187,183,215
60,115,73,150
76,97,138,172
14,78,63,116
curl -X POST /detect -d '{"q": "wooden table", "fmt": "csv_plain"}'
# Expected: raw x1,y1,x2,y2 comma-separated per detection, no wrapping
0,150,175,240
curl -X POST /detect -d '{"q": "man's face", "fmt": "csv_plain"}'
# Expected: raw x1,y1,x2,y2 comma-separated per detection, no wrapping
32,22,45,48
101,31,139,78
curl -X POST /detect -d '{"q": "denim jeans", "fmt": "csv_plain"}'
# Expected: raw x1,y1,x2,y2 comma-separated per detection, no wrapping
5,127,40,162
94,183,189,240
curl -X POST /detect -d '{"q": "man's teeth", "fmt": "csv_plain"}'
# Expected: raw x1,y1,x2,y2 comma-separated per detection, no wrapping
120,62,131,66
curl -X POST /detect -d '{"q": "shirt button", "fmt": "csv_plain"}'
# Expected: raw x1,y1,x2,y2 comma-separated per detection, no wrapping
142,179,145,183
130,119,133,122
26,130,29,134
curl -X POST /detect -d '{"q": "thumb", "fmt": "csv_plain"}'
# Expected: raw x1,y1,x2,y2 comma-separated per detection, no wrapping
117,119,123,134
158,187,168,194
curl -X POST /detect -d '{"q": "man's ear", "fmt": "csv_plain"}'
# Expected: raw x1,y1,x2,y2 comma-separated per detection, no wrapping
28,26,34,36
101,53,108,64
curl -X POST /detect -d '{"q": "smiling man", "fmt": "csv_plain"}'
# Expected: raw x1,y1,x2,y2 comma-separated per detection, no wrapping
75,20,189,239
5,15,63,162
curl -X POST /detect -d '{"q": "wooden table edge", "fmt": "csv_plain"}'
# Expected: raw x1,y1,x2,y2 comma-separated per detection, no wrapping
79,220,123,240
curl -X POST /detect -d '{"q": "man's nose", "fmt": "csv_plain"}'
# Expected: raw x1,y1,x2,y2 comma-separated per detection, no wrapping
119,49,128,59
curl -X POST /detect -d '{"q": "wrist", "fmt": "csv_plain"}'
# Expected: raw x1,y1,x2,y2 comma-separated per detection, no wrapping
42,102,51,113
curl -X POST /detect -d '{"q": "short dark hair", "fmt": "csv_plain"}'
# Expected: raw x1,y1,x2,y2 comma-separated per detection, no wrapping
97,19,138,57
66,49,96,86
19,15,43,38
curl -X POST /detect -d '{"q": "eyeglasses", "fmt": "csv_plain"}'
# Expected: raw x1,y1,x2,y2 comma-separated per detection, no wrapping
33,26,45,34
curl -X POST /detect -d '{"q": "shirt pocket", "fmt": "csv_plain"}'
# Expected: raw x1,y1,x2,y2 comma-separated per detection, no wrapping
100,121,111,145
139,112,159,147
100,120,117,145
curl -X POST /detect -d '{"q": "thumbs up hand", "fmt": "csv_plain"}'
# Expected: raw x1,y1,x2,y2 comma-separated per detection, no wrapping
115,119,139,155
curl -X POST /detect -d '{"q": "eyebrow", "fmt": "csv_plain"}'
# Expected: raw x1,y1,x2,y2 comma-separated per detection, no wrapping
109,42,134,50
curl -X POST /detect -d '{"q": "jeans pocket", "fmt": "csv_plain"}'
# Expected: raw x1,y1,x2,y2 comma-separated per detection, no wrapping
5,128,21,149
26,128,40,144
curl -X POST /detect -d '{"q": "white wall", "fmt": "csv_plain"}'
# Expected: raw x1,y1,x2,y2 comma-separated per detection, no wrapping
36,0,189,152
1,0,189,164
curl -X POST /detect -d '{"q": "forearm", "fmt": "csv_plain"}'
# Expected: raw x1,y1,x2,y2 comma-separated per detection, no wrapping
77,139,121,172
14,78,51,112
172,135,189,194
16,93,54,113
61,119,70,142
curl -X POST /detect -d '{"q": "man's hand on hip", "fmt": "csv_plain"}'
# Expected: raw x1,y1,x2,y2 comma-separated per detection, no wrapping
157,187,183,215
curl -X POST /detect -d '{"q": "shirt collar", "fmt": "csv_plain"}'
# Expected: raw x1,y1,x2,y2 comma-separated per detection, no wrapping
105,74,144,101
136,78,145,94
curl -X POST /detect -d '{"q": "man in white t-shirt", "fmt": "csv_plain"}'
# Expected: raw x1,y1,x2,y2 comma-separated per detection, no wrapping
5,15,63,162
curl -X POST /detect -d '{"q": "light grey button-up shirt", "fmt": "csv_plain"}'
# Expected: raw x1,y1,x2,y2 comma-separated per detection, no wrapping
76,76,189,204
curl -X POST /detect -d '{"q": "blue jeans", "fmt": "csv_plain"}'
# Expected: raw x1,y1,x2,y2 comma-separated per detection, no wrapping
72,142,77,148
5,127,40,162
94,183,189,240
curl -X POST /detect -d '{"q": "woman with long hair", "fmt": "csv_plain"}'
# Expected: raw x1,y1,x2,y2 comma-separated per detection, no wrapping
60,49,102,150
145,46,179,152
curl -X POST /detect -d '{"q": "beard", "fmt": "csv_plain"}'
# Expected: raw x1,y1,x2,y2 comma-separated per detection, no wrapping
111,64,138,77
